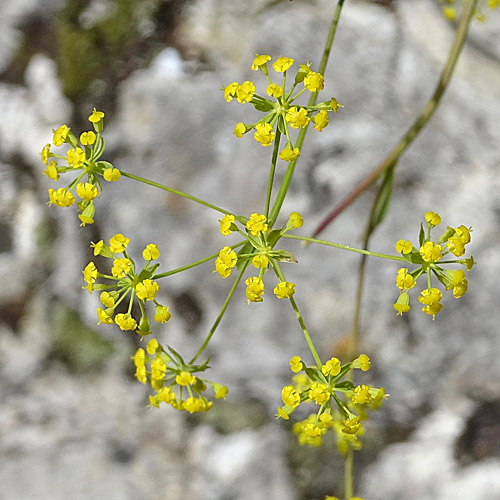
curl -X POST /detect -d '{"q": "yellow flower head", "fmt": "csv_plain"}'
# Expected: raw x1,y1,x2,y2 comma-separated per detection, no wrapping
143,243,160,260
220,214,235,235
279,147,301,162
48,188,75,207
286,107,309,129
254,123,275,147
425,211,441,226
396,268,416,290
246,213,269,236
236,80,256,103
273,56,294,73
111,257,132,278
41,143,51,164
103,167,121,182
154,305,171,323
273,281,295,299
76,182,98,201
176,371,196,386
322,357,341,377
43,161,59,181
80,131,96,145
53,124,70,146
309,382,330,404
135,279,159,301
100,291,115,307
233,122,247,138
97,307,114,325
109,233,130,253
304,71,325,92
223,81,239,102
245,276,265,302
88,108,105,123
67,147,86,168
266,83,284,98
114,313,137,331
312,110,329,131
353,354,371,371
352,385,372,405
289,355,303,373
290,212,304,228
252,254,269,269
420,241,442,263
395,239,413,254
251,54,271,70
282,385,301,407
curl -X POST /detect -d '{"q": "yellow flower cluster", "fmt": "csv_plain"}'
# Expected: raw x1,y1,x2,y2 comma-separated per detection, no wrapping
393,212,473,319
82,234,171,335
216,212,305,303
223,54,343,161
41,109,120,226
277,354,385,449
133,339,228,413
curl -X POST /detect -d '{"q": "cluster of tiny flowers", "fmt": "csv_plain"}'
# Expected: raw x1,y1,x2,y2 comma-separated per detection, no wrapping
393,212,474,319
437,0,499,20
133,339,228,413
40,109,120,226
278,354,386,450
82,234,171,335
216,211,304,303
223,54,343,161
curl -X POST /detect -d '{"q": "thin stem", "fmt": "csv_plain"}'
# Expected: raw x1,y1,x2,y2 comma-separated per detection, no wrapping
268,0,346,226
272,261,322,368
265,129,282,220
311,0,479,238
120,171,245,222
189,261,249,364
344,447,354,500
283,233,407,262
154,241,245,279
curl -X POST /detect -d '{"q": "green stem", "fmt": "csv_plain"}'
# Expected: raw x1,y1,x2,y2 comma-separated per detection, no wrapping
154,241,245,279
283,233,407,262
345,447,354,500
189,261,249,364
268,0,346,226
120,171,245,222
265,129,282,220
311,0,479,237
272,261,322,368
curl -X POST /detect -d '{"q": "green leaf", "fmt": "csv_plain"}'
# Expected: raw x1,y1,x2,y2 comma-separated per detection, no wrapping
419,223,425,246
266,229,282,248
335,380,355,390
277,115,287,135
304,366,325,384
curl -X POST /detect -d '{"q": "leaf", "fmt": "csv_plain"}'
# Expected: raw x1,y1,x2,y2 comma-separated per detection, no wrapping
335,380,355,390
419,223,425,246
266,229,282,248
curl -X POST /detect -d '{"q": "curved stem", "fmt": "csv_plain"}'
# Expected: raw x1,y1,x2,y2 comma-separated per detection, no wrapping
120,171,245,222
154,241,245,279
268,0,346,226
311,0,479,238
283,233,407,262
272,260,322,368
189,261,250,364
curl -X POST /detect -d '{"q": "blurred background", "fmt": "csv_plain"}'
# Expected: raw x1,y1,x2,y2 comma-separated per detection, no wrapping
1,0,500,498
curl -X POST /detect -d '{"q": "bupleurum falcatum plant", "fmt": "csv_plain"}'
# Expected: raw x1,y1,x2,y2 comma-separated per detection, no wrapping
40,0,493,498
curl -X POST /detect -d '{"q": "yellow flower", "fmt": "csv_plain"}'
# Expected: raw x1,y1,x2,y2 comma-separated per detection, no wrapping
331,97,344,113
266,83,283,98
233,122,247,138
100,291,115,307
396,268,416,290
285,106,309,129
252,254,269,268
97,307,114,325
43,161,59,181
246,213,268,235
48,188,75,207
342,416,362,435
53,124,70,146
273,281,295,299
76,182,98,201
289,355,303,373
279,147,301,162
393,291,410,315
213,383,229,399
80,131,96,145
418,288,443,318
142,243,160,260
115,313,137,331
88,108,105,123
353,354,371,371
176,371,196,386
309,382,330,404
425,211,441,226
303,71,324,92
420,241,442,263
183,397,203,413
103,167,121,181
322,357,341,376
254,123,275,147
236,81,256,103
135,279,159,301
272,56,294,72
146,338,159,355
245,277,265,302
220,214,235,235
40,143,51,164
352,385,372,405
312,110,329,131
290,212,304,228
223,82,239,102
282,386,301,407
251,54,271,70
395,239,413,254
111,257,132,278
67,147,86,168
109,233,130,253
154,305,171,323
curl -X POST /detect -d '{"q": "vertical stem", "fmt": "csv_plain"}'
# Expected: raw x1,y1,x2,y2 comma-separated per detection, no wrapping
265,129,282,220
345,447,354,500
